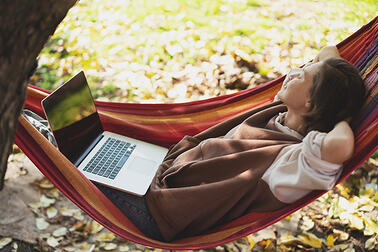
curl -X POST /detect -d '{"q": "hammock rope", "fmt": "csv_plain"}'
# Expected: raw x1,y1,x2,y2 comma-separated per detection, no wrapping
13,17,377,249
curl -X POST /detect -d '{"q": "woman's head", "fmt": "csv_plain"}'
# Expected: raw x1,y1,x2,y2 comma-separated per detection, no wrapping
300,58,366,134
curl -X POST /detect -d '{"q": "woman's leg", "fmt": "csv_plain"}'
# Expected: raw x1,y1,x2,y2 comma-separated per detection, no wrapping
95,184,163,241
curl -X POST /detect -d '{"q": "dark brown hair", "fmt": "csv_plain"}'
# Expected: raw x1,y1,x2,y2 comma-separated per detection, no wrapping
301,58,366,135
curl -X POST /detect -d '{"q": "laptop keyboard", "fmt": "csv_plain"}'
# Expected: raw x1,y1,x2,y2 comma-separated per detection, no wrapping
83,137,136,180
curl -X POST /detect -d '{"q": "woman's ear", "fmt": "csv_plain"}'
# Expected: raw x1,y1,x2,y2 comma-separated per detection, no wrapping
305,99,311,109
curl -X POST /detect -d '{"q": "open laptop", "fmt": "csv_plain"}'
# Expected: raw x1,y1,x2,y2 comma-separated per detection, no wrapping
41,71,168,196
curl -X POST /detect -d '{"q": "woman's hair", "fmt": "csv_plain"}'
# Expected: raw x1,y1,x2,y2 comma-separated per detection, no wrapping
301,58,366,134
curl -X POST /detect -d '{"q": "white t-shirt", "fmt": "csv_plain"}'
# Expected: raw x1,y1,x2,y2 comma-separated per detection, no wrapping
261,112,343,203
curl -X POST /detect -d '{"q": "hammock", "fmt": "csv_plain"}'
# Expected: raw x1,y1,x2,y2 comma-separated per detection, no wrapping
14,17,377,249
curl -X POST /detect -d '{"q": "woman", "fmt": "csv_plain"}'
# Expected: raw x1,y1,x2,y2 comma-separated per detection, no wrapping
97,46,366,242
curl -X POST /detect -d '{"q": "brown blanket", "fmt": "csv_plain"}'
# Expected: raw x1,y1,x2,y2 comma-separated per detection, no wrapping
146,101,302,241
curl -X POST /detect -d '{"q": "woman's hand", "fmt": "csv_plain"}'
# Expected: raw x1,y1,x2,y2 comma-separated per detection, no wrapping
321,121,354,164
313,45,341,62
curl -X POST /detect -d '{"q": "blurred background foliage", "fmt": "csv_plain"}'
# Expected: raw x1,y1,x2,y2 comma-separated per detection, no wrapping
30,0,377,102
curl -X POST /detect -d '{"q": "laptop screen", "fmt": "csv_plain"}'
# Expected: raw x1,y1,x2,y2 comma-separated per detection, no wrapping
42,71,103,163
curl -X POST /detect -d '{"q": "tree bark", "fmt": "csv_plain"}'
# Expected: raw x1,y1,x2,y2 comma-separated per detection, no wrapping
0,0,77,190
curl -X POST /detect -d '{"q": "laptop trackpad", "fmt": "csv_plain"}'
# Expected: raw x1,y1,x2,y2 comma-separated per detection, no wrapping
129,157,157,175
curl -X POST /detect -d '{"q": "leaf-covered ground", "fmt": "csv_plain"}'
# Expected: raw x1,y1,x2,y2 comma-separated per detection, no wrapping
1,0,377,251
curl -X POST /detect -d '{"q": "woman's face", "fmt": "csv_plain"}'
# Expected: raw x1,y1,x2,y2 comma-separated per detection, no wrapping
277,62,323,113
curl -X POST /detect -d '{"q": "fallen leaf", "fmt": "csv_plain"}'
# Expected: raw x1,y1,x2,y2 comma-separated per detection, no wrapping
339,212,364,230
53,227,68,237
364,217,378,236
39,233,50,239
38,178,55,189
103,243,117,250
46,207,58,218
90,221,104,234
47,236,60,247
28,202,42,209
333,243,349,250
36,217,50,230
338,197,357,212
278,232,299,245
365,235,377,250
326,234,334,248
297,233,323,248
358,205,374,212
119,244,131,251
40,194,56,208
49,188,61,199
333,229,349,241
246,235,256,250
301,216,314,231
62,246,76,252
344,248,355,252
363,188,375,197
94,233,115,242
0,238,12,249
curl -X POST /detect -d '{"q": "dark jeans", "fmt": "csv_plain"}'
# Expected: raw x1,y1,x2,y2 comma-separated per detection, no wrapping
95,184,163,241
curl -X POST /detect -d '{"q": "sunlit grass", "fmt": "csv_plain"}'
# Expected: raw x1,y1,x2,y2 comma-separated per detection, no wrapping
31,0,377,100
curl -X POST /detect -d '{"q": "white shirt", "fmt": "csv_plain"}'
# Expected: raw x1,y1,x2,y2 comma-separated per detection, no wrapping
261,112,343,203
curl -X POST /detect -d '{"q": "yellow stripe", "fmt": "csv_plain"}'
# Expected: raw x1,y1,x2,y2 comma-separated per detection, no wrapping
99,86,280,124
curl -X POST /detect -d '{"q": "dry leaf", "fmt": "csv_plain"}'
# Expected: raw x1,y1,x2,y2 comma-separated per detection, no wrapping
344,248,355,252
364,218,378,236
53,227,68,237
103,243,117,250
94,233,115,242
333,244,349,250
40,194,56,208
326,234,334,248
365,235,377,250
60,207,83,220
90,221,104,234
47,236,60,247
246,235,256,250
301,216,314,231
333,229,349,241
0,238,12,249
83,221,92,234
49,188,61,199
28,202,42,209
38,178,55,189
36,217,50,230
62,246,76,252
119,244,131,251
278,232,299,245
358,205,374,212
46,207,58,218
39,233,50,239
338,197,357,212
297,233,322,248
339,212,364,230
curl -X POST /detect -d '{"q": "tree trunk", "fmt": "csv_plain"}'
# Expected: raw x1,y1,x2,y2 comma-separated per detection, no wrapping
0,0,77,190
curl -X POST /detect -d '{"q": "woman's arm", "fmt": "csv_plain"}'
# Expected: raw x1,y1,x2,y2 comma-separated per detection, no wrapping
321,121,354,164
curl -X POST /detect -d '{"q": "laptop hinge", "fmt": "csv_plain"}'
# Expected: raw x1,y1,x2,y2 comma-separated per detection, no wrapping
74,134,104,167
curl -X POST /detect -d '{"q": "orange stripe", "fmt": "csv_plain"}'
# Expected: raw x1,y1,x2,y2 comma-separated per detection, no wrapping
98,86,280,124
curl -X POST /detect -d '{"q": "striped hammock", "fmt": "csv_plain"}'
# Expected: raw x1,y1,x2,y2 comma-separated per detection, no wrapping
14,17,377,249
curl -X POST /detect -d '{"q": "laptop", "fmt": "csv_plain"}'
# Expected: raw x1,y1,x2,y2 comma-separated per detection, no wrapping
41,71,168,196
